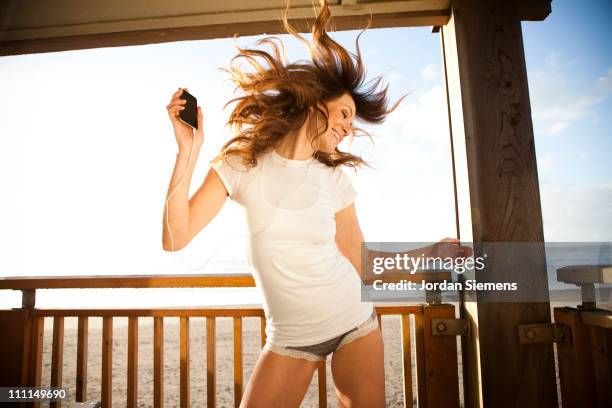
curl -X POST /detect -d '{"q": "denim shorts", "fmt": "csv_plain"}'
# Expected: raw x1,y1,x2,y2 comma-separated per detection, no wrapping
263,309,379,362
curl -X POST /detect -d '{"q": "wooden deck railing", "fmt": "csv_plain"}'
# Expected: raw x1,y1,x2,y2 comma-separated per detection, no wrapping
0,273,462,408
551,265,612,408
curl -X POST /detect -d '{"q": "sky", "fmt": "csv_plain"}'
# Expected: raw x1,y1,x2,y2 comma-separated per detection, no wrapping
0,0,610,311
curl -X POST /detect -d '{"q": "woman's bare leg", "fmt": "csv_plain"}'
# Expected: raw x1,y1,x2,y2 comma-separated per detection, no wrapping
240,349,320,408
330,328,385,408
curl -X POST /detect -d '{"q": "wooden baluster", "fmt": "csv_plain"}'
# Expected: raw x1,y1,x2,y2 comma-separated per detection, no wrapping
401,314,413,408
28,316,44,408
76,316,88,402
127,316,138,408
154,317,164,408
317,361,327,407
413,308,427,407
50,317,64,408
260,317,267,348
180,317,190,408
102,317,113,407
207,316,216,408
233,317,243,408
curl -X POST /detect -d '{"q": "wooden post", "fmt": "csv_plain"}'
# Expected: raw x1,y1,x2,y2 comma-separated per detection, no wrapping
440,0,556,406
0,310,32,387
553,307,597,407
421,305,460,407
588,315,612,407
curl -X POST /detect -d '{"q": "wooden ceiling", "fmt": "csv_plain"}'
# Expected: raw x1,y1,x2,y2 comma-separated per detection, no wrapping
0,0,549,56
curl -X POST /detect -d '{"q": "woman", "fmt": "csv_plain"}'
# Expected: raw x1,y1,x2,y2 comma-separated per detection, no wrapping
162,1,468,406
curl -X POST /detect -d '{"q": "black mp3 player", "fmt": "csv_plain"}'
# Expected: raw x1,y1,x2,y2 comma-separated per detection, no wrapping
178,89,198,129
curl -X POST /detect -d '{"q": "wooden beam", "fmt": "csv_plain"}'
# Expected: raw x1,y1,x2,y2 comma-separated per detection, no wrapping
31,307,266,318
514,0,552,21
0,271,449,290
440,0,556,406
0,274,256,289
0,0,450,56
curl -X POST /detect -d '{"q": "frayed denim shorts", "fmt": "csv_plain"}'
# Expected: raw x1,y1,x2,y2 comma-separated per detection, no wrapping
263,309,379,362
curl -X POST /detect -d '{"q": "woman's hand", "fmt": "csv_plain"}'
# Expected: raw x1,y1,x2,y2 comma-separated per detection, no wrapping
432,237,474,260
166,87,204,152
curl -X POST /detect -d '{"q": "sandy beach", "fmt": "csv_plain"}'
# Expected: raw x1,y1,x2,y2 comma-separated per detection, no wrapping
37,314,456,407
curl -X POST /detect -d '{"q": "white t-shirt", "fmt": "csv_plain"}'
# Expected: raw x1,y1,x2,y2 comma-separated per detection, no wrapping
211,148,374,346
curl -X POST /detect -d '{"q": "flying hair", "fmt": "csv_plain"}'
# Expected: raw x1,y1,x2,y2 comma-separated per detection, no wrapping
211,0,409,169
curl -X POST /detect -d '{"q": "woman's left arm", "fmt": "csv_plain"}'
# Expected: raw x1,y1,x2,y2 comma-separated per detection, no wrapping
335,203,365,278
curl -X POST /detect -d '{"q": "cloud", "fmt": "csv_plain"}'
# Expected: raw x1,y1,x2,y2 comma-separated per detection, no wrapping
379,85,448,150
544,121,569,135
538,155,553,171
421,64,438,81
530,64,612,136
545,50,579,69
596,67,612,93
386,71,405,86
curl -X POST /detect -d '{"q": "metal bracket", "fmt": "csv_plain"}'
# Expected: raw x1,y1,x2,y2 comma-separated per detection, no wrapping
431,318,471,338
518,323,572,347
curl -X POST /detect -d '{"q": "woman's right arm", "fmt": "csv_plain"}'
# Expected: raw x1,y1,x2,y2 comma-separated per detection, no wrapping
162,160,229,251
162,88,229,251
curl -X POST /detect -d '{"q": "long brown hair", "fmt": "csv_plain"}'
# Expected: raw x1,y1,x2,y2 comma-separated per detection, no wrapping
212,0,407,169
